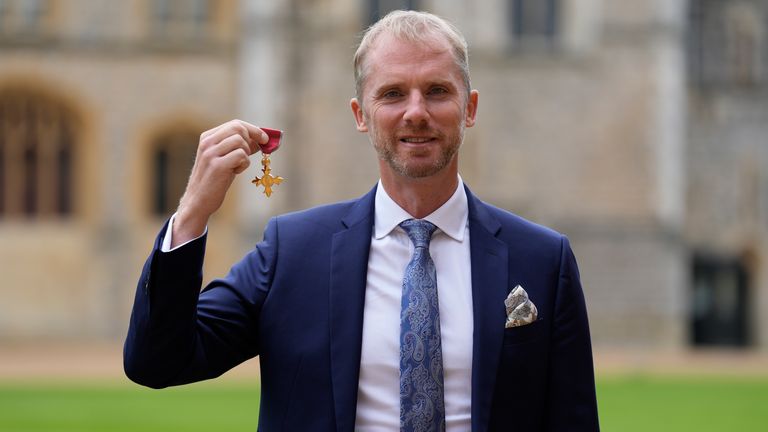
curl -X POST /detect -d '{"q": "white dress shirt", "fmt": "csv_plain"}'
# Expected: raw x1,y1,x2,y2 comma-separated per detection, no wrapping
354,179,473,431
160,215,204,252
162,179,474,430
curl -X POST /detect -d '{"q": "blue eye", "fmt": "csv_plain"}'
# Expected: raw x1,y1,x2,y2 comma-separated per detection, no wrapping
383,90,402,98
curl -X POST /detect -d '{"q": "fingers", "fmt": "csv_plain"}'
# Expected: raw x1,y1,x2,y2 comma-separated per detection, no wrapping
200,121,255,155
195,120,281,181
259,127,282,154
205,133,251,159
200,120,269,155
243,122,270,146
194,135,251,178
220,147,250,174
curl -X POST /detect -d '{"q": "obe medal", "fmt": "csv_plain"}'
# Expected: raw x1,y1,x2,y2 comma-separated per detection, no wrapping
252,127,284,197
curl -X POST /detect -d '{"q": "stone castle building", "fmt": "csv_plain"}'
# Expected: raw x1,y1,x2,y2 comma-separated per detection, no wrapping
1,0,766,350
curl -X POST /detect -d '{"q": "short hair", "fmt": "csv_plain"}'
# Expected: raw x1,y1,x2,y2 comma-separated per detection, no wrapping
353,10,471,101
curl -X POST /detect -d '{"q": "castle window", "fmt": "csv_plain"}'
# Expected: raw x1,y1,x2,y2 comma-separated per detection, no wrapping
0,0,49,37
509,0,559,47
0,88,76,218
691,256,751,347
18,0,47,34
151,0,212,42
689,0,765,87
151,129,198,217
366,0,421,26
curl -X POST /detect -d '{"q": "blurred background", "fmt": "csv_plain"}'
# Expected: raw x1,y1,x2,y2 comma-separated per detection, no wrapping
0,0,767,430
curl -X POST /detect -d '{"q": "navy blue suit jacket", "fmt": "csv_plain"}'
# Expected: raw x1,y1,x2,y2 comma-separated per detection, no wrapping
124,185,599,431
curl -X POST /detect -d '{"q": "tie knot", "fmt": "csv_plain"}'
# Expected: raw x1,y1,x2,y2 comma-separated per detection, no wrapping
400,219,437,249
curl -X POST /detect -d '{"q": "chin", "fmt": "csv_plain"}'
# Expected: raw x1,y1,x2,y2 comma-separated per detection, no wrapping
393,159,448,179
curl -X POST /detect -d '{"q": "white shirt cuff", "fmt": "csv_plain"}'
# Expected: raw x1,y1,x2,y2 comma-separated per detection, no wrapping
160,213,207,252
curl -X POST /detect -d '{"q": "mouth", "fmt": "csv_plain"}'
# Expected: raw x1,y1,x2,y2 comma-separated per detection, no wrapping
399,136,436,144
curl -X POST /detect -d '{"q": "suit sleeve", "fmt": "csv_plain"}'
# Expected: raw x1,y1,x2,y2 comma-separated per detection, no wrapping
545,236,600,431
123,218,278,389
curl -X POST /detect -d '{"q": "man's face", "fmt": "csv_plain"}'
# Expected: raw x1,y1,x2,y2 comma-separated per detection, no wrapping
351,33,478,180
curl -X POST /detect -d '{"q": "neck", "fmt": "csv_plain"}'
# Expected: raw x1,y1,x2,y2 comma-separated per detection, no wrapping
380,161,459,219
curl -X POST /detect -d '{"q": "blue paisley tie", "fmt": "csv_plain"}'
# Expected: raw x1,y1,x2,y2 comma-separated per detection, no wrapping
399,219,445,432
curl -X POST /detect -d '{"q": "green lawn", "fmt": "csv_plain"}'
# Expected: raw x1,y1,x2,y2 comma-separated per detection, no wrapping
0,375,766,431
0,380,260,432
598,375,768,431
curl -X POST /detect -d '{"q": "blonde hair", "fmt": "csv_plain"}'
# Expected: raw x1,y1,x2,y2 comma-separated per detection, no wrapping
353,10,470,101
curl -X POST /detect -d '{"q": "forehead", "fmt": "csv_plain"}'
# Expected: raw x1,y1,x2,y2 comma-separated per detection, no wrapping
363,33,462,87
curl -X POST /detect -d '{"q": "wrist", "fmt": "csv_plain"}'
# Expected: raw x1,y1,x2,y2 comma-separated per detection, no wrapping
172,206,208,248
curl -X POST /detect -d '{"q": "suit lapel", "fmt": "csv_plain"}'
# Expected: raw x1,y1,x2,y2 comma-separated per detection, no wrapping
329,186,376,432
328,185,508,431
466,188,508,432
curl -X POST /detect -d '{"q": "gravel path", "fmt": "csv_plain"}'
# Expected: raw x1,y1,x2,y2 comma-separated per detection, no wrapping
0,343,766,380
0,342,260,381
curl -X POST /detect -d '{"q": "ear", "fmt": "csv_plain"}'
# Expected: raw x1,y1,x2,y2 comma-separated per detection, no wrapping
350,98,368,132
464,90,479,128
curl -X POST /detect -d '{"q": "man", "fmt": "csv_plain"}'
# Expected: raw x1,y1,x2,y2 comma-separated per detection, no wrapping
125,10,599,432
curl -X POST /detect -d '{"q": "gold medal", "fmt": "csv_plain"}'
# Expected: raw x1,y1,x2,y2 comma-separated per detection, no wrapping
252,127,284,197
252,153,283,197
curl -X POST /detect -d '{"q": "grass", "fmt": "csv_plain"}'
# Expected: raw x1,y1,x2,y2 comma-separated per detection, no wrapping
0,375,767,431
0,380,260,432
597,374,768,431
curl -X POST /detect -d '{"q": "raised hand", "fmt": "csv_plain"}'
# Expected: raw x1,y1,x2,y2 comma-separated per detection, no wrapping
171,120,274,247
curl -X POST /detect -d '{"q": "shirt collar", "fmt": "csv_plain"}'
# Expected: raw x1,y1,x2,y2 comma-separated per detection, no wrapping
374,176,468,242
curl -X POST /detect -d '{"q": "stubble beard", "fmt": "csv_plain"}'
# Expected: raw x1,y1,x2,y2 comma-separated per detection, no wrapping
371,123,464,179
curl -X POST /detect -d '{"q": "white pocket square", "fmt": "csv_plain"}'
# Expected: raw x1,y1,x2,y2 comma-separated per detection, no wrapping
504,285,538,328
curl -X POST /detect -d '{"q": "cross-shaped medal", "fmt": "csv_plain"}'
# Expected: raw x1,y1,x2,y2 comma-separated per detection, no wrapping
252,154,283,197
252,127,284,197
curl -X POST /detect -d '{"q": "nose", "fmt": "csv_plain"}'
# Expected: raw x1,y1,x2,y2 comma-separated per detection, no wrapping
402,90,429,125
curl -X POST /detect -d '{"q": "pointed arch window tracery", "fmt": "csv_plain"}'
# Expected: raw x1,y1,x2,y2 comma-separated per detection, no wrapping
0,89,76,218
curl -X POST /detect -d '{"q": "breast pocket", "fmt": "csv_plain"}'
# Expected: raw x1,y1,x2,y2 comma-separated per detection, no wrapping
502,318,546,345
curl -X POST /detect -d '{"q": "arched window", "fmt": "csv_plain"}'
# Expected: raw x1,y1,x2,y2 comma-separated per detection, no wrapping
0,0,49,38
724,2,764,86
366,0,420,26
151,129,198,216
689,0,766,87
151,0,212,42
0,88,76,218
511,0,558,38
